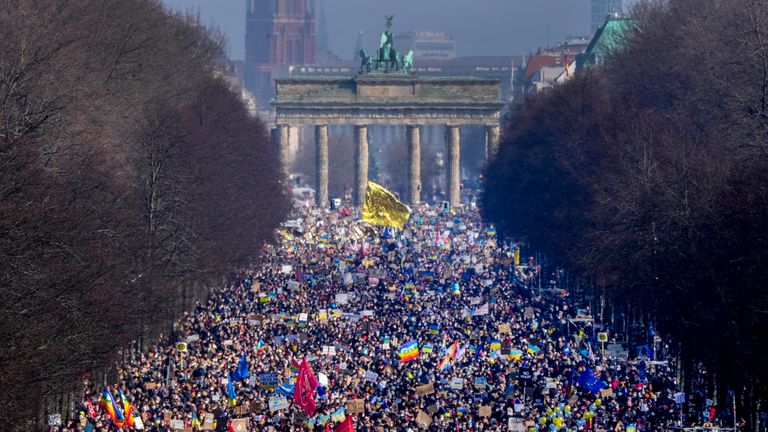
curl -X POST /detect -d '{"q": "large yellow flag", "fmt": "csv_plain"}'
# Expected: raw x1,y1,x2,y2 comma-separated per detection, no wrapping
362,181,411,230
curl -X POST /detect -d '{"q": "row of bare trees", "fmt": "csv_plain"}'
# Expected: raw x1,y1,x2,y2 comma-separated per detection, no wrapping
483,0,768,427
0,1,289,429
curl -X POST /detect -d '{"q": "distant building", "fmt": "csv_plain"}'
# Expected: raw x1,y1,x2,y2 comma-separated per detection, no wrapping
591,0,623,34
244,0,318,109
577,16,636,70
396,31,456,61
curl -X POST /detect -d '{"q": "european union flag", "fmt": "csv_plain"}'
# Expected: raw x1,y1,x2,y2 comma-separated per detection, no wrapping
231,353,250,381
577,368,607,394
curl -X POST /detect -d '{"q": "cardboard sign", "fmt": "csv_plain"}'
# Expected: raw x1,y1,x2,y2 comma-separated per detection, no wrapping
600,388,614,398
498,323,512,334
233,405,249,415
427,404,439,414
230,418,250,432
346,399,366,414
479,405,492,417
416,410,433,427
524,307,535,318
415,383,435,395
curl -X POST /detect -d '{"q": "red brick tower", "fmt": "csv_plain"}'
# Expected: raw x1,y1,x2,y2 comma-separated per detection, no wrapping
246,0,317,108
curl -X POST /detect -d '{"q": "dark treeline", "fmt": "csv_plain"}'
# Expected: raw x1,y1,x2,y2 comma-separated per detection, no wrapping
0,0,289,429
483,0,768,427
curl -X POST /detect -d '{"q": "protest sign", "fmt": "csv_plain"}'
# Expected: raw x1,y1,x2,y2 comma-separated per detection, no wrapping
233,405,249,415
268,396,289,412
230,418,250,432
479,405,492,417
450,377,464,390
346,399,365,414
416,410,432,428
600,388,614,398
259,372,279,389
498,323,511,334
364,370,379,382
335,293,349,304
415,383,435,395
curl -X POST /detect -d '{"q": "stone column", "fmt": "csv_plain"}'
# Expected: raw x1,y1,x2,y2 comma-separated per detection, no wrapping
446,125,461,208
276,124,290,173
406,124,421,206
485,124,501,161
354,125,369,206
315,124,329,207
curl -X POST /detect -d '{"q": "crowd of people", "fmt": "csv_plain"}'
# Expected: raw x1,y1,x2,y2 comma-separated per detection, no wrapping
60,202,689,432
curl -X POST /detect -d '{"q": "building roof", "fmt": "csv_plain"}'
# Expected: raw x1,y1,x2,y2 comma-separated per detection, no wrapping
584,16,636,58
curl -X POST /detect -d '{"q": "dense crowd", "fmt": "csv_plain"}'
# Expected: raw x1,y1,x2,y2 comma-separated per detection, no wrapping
60,203,688,432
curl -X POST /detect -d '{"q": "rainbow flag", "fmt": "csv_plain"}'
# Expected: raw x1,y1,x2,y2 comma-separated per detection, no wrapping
490,340,502,351
437,341,459,372
256,338,265,354
398,340,419,363
118,389,134,427
99,387,125,427
527,344,541,355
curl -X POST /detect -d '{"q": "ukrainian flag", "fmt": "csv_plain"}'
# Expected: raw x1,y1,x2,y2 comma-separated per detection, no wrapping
227,374,237,407
509,349,523,360
422,344,433,353
527,344,541,355
490,340,502,350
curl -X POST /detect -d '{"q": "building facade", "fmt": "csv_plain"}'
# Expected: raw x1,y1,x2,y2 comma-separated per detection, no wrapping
591,0,623,34
396,31,456,61
245,0,317,108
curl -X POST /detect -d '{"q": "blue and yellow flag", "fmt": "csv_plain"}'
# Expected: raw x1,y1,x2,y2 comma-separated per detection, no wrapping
362,181,411,230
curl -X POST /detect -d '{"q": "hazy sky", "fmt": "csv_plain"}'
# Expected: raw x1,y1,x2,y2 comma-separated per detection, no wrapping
162,0,605,61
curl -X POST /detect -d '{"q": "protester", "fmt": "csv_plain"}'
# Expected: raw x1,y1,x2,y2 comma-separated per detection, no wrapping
69,202,687,432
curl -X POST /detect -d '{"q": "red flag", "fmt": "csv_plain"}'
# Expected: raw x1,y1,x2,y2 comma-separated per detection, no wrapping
334,415,354,432
292,358,318,416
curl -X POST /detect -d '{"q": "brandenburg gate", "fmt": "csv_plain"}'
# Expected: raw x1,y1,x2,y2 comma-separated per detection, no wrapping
271,17,504,208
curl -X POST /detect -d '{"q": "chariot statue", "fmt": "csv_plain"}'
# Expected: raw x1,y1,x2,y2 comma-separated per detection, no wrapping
358,15,415,75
